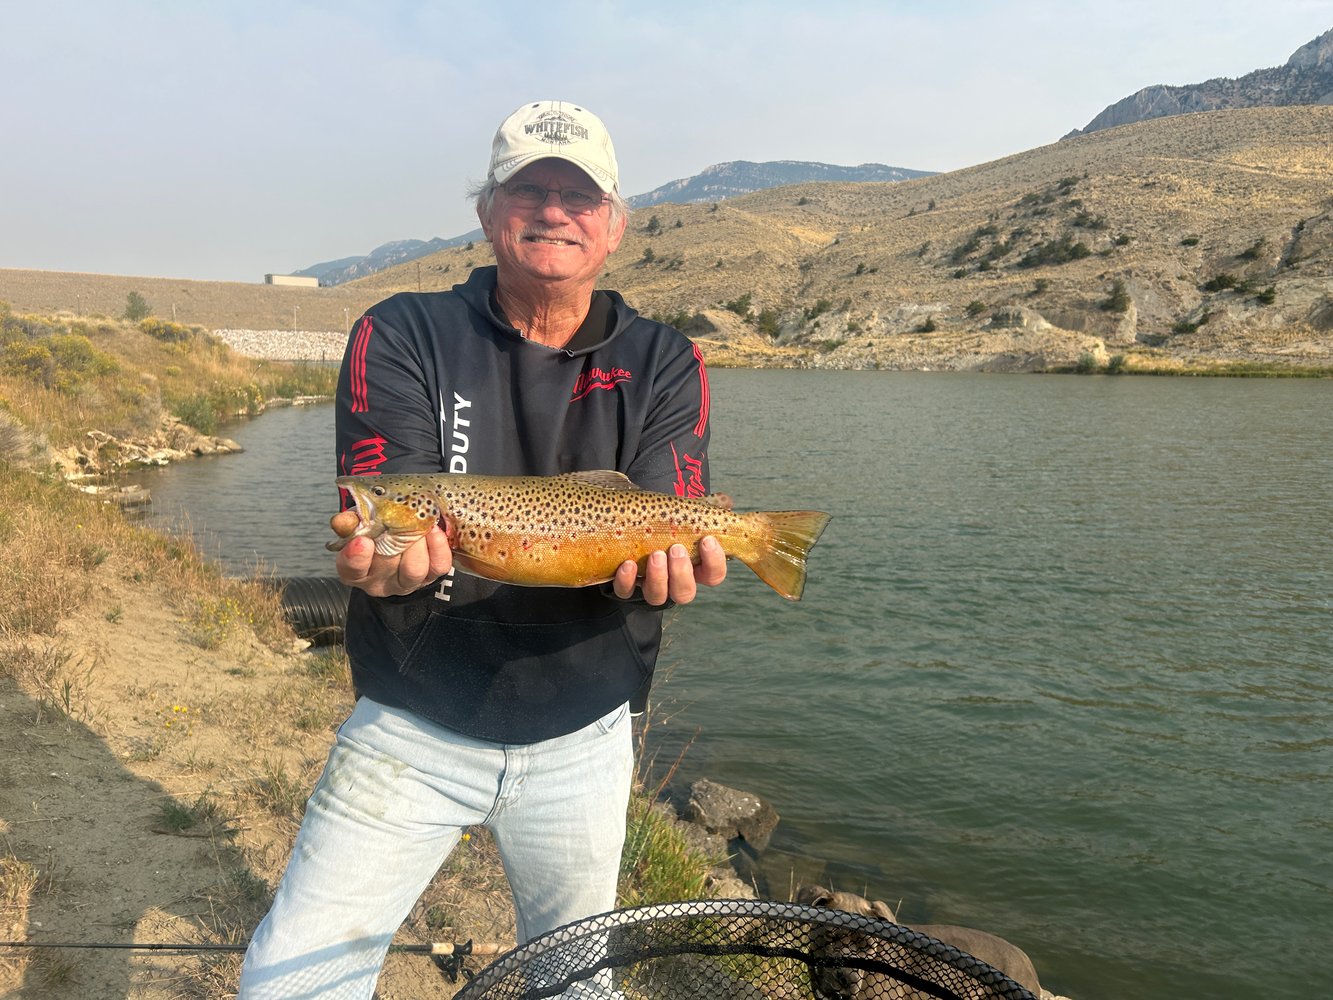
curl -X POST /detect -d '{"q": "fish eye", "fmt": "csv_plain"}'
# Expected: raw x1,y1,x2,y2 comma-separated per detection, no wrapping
371,486,386,497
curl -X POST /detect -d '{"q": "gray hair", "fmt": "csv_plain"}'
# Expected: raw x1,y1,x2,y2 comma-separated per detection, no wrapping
468,175,630,230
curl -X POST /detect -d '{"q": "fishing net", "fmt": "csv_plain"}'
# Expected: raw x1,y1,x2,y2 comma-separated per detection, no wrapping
454,898,1039,1000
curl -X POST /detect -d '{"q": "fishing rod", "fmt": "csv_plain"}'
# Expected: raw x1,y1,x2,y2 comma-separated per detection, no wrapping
0,937,511,983
0,939,508,955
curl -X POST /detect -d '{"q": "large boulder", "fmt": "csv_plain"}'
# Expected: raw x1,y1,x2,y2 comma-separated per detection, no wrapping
683,779,780,851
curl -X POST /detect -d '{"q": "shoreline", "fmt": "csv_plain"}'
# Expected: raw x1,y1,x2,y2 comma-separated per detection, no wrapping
211,327,1333,376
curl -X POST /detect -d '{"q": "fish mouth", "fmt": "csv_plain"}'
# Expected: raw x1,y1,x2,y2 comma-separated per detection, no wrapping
336,479,380,522
326,479,386,552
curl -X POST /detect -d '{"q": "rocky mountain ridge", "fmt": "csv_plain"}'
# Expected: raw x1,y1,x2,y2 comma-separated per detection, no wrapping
296,160,928,286
1065,26,1333,137
346,105,1333,373
627,159,932,209
6,107,1331,374
295,234,480,286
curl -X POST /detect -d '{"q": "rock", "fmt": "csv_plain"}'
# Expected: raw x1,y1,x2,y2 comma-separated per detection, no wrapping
705,871,757,899
684,779,780,851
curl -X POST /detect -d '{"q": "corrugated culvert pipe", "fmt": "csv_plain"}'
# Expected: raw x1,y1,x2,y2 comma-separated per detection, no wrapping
273,577,350,646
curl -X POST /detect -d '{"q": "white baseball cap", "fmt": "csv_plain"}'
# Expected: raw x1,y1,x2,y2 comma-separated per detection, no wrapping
488,100,619,193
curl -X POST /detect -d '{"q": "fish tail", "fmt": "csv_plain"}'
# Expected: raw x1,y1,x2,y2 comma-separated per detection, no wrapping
739,510,832,601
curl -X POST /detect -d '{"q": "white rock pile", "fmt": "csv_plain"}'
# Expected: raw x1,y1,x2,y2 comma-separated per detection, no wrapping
212,328,347,362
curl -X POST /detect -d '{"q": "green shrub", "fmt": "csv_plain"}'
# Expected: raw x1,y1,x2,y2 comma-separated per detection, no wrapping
965,300,986,318
139,318,196,343
2,342,56,387
1106,354,1127,374
804,299,833,321
1075,352,1099,373
1238,238,1267,261
1,312,61,343
651,309,692,330
722,293,753,318
1180,235,1201,246
1202,273,1239,292
1071,212,1107,230
756,308,780,338
1017,236,1092,268
1099,280,1131,313
171,393,217,434
1172,318,1203,335
949,236,980,264
1254,285,1277,305
123,291,152,321
618,797,719,907
48,334,117,377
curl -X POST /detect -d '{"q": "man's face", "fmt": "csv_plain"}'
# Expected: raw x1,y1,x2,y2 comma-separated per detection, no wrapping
479,159,625,290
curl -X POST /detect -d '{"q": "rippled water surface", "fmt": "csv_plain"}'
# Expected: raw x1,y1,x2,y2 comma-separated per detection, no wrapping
128,372,1333,1000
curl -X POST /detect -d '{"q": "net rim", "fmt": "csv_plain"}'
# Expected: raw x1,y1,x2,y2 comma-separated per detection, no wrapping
454,897,1039,1000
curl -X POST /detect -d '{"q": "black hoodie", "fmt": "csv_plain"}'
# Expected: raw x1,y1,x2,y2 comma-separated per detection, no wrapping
334,266,711,743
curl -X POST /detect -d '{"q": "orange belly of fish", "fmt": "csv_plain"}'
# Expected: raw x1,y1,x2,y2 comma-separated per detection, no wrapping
449,519,767,588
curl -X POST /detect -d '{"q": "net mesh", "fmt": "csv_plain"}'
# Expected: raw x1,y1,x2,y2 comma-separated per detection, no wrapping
454,899,1039,1000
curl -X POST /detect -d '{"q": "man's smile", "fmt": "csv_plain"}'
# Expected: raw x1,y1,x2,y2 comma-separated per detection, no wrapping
523,233,581,246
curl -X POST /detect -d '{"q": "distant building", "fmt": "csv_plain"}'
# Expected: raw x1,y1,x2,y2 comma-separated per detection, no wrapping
264,274,320,288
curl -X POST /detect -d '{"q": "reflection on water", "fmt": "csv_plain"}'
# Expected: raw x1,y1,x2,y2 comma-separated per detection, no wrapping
128,373,1333,1000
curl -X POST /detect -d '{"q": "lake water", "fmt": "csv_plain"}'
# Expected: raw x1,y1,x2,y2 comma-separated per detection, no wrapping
126,371,1333,1000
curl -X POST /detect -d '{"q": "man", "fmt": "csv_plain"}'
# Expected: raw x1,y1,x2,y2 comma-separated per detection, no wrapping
238,100,725,998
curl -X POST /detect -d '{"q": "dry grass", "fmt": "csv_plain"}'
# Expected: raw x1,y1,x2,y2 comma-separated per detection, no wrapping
0,467,293,654
0,308,336,451
1,855,46,982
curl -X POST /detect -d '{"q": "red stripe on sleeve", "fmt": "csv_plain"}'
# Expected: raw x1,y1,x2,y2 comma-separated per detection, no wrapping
691,344,710,439
350,316,372,413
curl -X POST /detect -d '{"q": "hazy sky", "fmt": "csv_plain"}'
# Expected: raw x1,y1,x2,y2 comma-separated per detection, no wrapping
3,0,1329,282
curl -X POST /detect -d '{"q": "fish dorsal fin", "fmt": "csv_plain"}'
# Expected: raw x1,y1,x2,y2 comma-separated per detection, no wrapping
562,470,642,491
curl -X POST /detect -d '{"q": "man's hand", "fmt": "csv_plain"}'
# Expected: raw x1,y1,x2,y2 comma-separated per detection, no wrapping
335,525,453,597
613,536,727,606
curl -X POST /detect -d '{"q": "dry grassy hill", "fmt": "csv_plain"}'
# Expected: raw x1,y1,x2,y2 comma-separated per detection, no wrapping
6,106,1332,372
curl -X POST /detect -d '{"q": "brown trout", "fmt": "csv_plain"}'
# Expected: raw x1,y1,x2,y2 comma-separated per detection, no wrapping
328,470,831,601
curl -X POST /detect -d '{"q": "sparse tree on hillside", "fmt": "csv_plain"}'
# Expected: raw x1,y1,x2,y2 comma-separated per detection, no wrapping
1100,279,1132,313
123,292,152,321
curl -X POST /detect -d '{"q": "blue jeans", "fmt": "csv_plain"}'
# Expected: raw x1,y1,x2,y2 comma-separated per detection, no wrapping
238,696,635,999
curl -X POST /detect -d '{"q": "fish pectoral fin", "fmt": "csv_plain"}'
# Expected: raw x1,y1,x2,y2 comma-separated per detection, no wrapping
450,550,514,583
561,470,641,491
